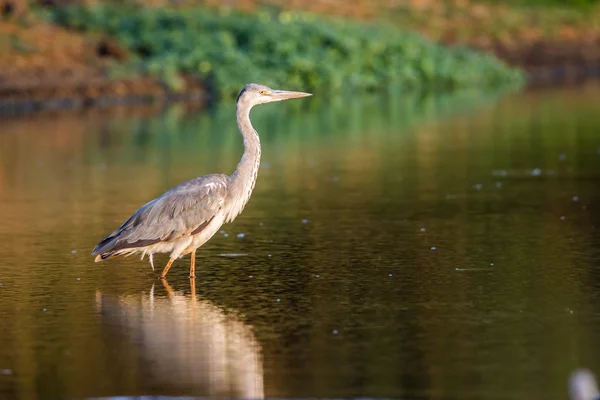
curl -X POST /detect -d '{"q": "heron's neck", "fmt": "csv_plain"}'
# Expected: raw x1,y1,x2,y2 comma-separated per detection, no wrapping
226,103,261,222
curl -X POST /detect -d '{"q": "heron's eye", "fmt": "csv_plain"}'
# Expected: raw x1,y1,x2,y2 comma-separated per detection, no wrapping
259,90,267,95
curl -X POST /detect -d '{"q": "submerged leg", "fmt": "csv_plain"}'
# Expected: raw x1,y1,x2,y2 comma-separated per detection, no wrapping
158,258,175,279
190,277,196,301
189,249,196,279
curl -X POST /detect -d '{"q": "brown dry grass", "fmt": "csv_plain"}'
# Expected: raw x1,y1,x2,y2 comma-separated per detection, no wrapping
0,16,104,88
0,11,206,108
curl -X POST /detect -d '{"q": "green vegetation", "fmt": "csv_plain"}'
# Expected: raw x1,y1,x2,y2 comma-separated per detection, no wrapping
44,3,525,98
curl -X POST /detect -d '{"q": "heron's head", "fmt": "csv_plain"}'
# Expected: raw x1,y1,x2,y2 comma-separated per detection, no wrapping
236,83,312,108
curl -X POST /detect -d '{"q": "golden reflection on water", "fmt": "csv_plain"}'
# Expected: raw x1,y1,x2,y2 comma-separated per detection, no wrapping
95,280,264,399
0,86,599,399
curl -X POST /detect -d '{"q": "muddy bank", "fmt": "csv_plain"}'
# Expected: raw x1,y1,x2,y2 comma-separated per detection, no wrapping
1,57,596,115
0,74,210,113
0,0,598,113
1,43,597,115
486,41,600,86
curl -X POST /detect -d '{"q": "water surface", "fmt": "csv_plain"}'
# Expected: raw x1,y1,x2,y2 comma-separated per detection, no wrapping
0,85,599,400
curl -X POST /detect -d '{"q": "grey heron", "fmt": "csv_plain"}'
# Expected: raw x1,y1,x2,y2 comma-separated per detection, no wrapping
92,83,312,279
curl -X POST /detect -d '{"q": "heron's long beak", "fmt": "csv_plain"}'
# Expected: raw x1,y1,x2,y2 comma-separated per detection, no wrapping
270,90,312,102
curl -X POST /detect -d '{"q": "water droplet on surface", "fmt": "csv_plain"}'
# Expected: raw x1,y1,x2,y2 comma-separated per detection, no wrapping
558,153,567,161
259,222,263,226
473,184,483,190
268,254,272,257
560,216,566,220
431,247,437,251
1,369,12,375
249,275,253,278
43,309,47,312
223,233,229,237
315,274,320,278
389,274,393,277
220,230,225,234
276,298,280,302
490,263,494,266
531,168,542,176
71,250,77,254
573,196,580,202
492,170,508,177
496,182,503,188
237,233,245,238
77,278,81,281
333,330,339,335
301,219,309,224
420,228,426,232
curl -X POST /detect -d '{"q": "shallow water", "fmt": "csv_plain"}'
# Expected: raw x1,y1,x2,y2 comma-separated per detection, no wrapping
0,84,599,400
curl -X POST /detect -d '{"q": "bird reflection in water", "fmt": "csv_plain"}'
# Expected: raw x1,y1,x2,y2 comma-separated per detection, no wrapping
95,280,264,398
570,369,600,400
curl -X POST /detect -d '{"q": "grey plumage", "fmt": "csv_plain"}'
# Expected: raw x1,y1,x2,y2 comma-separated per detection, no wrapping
93,175,228,258
92,83,312,279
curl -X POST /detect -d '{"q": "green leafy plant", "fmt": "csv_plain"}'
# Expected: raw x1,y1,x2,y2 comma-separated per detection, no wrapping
45,3,525,98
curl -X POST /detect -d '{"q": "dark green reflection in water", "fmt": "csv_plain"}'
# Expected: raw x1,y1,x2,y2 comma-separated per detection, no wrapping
0,85,599,400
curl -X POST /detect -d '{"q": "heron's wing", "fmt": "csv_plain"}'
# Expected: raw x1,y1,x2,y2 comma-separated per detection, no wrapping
93,174,228,255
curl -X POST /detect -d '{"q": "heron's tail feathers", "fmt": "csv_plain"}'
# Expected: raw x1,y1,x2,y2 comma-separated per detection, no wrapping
93,224,160,262
94,248,141,262
94,252,115,262
92,233,118,257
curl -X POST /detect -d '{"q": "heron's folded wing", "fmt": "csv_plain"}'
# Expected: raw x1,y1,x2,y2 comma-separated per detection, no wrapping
93,174,228,254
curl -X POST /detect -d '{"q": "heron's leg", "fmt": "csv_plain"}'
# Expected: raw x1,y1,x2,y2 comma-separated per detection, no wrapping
190,277,196,301
189,249,196,279
149,254,155,271
158,258,175,279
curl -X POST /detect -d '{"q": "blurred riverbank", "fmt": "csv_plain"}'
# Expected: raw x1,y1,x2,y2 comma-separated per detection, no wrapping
0,0,598,112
